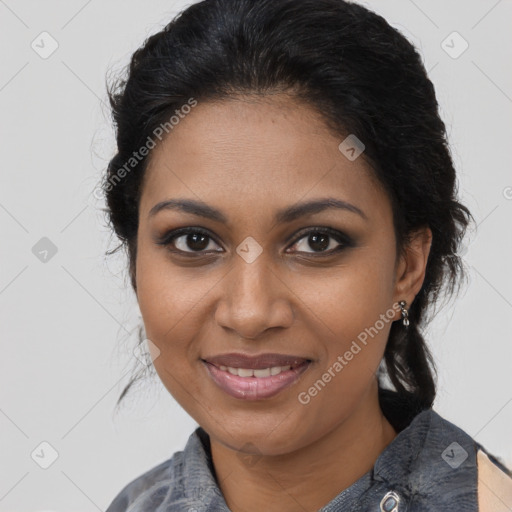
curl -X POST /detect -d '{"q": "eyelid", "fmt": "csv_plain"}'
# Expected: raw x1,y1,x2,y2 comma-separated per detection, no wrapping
155,226,223,252
286,227,351,254
156,226,352,256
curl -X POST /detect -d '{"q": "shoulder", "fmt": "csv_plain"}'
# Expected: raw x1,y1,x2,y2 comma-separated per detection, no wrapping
378,407,506,511
477,447,512,512
394,408,479,503
406,408,512,510
105,450,184,512
104,427,228,511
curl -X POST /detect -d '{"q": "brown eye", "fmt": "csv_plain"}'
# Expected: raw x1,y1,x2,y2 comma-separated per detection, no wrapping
288,228,352,256
156,226,353,257
175,232,213,252
156,228,223,254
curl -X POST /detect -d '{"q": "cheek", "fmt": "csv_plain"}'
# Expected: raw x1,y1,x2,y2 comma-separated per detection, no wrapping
135,251,206,407
134,242,227,404
136,242,203,337
308,258,395,336
295,275,395,433
135,247,202,389
303,252,396,379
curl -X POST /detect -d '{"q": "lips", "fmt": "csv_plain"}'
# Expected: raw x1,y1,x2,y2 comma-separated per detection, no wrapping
203,359,311,400
203,353,310,370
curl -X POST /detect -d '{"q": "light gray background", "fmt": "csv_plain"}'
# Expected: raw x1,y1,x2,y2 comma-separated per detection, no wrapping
1,1,511,510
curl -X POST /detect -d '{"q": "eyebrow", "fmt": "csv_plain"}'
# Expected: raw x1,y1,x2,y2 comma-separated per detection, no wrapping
148,197,368,223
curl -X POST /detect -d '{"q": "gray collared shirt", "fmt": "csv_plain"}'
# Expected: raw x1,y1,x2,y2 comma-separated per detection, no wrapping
105,395,492,511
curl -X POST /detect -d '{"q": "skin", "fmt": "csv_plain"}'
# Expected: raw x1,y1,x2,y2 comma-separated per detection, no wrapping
134,93,432,512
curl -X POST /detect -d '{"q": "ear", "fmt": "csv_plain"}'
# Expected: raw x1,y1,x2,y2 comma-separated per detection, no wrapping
392,226,433,317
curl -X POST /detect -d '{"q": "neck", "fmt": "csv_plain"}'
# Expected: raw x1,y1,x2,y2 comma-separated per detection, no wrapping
209,382,398,512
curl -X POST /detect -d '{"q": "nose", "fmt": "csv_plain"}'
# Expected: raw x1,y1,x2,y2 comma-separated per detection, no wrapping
214,253,294,340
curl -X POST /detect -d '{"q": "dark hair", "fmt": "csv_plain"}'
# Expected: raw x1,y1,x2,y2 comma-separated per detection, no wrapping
101,0,473,414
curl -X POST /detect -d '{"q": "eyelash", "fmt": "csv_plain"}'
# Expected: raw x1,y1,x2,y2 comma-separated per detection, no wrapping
155,226,353,258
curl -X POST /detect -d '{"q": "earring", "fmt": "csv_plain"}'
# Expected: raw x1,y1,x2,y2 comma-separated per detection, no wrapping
398,300,409,327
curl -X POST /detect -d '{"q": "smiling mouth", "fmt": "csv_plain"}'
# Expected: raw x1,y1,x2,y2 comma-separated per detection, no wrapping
202,359,311,400
212,362,303,377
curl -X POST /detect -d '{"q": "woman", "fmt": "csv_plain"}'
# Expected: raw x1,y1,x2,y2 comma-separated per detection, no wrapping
101,0,512,510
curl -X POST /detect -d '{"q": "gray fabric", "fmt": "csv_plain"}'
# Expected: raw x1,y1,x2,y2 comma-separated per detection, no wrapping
318,469,372,510
105,395,486,511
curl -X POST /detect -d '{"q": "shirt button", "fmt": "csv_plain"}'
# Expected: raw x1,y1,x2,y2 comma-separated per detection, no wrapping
380,490,401,511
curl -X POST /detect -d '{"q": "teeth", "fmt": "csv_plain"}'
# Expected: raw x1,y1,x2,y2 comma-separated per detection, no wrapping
218,364,294,377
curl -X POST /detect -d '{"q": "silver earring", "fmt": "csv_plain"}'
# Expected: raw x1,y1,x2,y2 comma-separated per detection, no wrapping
398,300,409,327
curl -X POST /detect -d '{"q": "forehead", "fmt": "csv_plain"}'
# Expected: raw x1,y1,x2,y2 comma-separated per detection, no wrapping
140,95,389,223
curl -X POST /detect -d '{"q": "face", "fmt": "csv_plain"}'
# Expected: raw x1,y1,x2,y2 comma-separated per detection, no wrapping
135,94,416,456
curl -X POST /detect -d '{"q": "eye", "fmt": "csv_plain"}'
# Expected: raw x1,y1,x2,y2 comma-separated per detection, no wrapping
156,226,352,257
156,227,223,255
287,227,351,255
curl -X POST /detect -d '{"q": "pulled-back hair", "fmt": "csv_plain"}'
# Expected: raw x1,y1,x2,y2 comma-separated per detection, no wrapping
101,0,473,414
